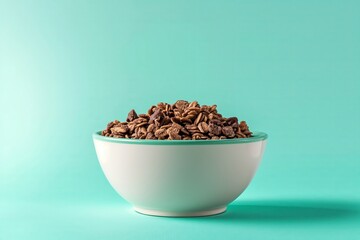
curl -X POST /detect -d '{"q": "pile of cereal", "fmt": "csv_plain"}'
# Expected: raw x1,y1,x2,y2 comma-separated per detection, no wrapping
101,100,252,140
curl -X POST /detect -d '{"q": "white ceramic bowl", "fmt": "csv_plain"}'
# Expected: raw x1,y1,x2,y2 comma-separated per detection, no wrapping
93,131,267,217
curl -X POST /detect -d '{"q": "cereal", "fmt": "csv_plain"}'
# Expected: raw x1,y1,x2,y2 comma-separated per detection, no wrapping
101,100,252,140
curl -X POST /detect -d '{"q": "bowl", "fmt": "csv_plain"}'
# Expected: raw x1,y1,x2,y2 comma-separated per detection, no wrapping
93,131,267,217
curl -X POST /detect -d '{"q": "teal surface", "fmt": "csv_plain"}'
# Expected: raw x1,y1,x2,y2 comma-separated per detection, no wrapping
1,0,359,239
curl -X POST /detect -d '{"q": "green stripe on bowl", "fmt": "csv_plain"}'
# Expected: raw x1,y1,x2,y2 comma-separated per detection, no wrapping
93,131,268,145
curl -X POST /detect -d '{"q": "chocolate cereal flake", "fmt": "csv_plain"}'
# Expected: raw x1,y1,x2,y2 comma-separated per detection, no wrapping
101,100,253,140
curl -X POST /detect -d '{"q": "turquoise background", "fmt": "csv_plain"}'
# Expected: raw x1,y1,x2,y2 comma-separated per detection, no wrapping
1,0,359,239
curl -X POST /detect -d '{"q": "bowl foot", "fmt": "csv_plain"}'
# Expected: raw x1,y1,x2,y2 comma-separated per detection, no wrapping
133,206,227,217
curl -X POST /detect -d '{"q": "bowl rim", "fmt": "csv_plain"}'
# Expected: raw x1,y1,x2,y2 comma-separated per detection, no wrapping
93,131,268,145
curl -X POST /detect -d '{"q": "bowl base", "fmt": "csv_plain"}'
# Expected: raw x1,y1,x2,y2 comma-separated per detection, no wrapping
133,206,227,217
